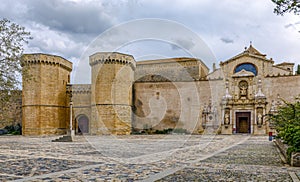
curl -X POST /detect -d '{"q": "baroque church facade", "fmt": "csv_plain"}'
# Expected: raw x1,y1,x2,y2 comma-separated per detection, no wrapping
21,45,300,135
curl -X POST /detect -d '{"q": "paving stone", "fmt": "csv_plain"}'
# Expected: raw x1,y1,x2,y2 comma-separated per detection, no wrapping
0,135,299,181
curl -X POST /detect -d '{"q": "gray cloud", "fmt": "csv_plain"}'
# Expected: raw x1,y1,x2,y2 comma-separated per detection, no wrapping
220,38,234,44
283,22,300,33
285,23,294,28
0,0,116,60
25,0,114,35
171,38,195,51
0,0,300,76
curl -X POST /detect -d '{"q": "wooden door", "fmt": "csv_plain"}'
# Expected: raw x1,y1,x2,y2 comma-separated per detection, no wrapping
236,112,251,133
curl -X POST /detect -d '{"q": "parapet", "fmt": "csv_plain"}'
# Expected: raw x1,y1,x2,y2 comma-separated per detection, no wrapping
135,57,209,81
89,52,136,70
67,84,91,94
21,53,73,71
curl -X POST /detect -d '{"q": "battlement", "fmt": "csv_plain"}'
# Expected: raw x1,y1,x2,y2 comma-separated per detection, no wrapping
21,53,73,71
67,84,91,94
89,52,136,70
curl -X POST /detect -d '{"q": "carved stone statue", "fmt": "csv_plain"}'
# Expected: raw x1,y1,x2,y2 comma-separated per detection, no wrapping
224,112,230,125
239,80,248,98
257,113,262,125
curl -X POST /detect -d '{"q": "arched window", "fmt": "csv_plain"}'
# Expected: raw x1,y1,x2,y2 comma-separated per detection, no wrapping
234,63,257,76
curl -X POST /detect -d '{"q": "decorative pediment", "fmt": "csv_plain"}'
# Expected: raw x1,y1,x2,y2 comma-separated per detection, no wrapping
245,45,266,57
220,45,273,66
232,69,255,78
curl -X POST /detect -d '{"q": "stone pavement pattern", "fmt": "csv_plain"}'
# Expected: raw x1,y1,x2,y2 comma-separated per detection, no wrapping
0,135,299,181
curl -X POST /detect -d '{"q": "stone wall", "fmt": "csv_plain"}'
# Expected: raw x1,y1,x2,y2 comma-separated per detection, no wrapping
264,75,300,104
70,84,91,133
21,54,72,135
135,58,209,82
133,79,225,134
275,139,300,167
0,90,22,128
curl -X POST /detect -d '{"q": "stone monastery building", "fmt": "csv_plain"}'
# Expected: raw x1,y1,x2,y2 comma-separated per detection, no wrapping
21,45,300,135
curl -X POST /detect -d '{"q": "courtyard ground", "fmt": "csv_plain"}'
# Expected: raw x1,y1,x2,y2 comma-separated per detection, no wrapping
0,135,299,181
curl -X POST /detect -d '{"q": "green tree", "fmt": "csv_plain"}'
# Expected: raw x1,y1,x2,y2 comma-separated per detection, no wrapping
0,18,31,103
297,64,300,75
272,0,300,15
271,97,300,162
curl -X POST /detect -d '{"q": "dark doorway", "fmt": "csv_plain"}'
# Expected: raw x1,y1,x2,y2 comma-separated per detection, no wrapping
236,112,251,133
77,115,89,134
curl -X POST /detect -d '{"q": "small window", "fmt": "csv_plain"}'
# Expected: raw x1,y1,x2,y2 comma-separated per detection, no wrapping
234,63,257,75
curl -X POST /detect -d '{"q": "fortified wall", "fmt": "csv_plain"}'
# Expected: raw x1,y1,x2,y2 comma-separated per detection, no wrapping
19,45,300,136
0,90,22,129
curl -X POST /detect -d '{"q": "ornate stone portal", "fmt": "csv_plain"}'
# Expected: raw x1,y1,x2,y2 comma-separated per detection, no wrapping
221,74,268,134
219,46,271,135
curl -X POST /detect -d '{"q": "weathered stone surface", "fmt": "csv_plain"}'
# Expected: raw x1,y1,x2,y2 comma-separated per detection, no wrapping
292,152,300,167
135,57,209,81
0,90,22,128
274,139,289,160
21,54,72,135
89,52,135,135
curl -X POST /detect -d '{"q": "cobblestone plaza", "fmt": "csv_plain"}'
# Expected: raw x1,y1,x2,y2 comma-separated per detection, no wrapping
0,135,299,181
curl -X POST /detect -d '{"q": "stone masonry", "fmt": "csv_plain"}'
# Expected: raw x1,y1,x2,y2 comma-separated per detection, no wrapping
21,54,72,135
19,45,300,135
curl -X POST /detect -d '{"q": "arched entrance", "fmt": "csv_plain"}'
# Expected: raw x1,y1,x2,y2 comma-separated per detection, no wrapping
76,115,89,134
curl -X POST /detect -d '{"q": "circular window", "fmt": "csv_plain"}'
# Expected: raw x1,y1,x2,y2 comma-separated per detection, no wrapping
234,63,257,75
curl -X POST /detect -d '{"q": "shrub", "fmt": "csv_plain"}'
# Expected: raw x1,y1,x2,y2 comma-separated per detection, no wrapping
154,128,173,134
271,97,300,163
4,123,21,135
172,128,189,134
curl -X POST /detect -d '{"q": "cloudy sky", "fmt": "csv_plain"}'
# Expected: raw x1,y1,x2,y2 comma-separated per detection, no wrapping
1,0,300,83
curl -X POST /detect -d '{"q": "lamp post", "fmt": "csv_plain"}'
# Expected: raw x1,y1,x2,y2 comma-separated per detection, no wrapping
70,100,73,135
67,84,74,137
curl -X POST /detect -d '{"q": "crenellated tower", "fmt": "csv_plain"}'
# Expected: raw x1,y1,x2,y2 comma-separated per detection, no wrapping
89,52,136,135
21,54,72,135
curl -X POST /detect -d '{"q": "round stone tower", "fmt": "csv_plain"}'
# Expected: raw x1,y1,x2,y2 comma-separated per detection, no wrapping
22,54,72,135
89,52,136,135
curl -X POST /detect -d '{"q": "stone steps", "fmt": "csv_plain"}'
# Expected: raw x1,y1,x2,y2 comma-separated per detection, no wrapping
51,135,73,142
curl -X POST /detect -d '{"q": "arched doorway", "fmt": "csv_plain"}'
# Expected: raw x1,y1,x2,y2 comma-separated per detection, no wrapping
76,115,89,134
